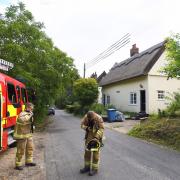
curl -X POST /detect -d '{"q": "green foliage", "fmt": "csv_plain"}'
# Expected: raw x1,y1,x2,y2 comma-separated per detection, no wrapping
129,118,180,151
66,102,107,116
90,103,106,115
157,91,180,118
105,104,116,110
0,2,79,121
166,91,180,117
73,78,99,106
66,102,81,114
163,33,180,78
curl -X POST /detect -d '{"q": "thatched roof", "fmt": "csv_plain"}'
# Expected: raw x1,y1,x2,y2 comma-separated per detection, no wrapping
99,41,166,86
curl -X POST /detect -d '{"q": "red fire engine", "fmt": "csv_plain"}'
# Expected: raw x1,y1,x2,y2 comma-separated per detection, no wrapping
0,62,29,151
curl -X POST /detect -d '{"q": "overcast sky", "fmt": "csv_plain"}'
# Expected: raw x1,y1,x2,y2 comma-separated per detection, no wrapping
0,0,180,77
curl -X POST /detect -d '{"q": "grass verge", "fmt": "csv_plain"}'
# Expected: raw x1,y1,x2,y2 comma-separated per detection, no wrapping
128,116,180,151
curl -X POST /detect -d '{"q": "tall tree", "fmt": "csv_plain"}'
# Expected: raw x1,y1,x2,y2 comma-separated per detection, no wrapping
0,2,79,119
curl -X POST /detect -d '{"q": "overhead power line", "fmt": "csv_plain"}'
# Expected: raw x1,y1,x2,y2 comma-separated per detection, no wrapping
86,33,130,68
87,38,130,68
83,33,131,78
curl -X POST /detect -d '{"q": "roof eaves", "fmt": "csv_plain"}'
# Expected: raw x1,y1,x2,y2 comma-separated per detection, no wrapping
100,74,146,87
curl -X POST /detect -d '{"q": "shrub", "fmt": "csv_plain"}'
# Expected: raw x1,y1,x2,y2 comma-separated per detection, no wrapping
105,104,116,110
66,102,81,113
73,78,98,107
90,103,106,115
166,91,180,117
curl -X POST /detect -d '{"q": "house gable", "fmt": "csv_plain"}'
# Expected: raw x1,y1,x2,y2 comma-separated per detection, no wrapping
148,52,167,76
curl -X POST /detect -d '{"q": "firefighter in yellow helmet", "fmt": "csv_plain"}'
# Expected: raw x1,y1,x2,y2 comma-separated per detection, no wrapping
14,102,36,170
80,111,104,176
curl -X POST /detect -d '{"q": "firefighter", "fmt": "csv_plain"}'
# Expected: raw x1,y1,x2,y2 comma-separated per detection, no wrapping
80,111,104,176
14,102,36,170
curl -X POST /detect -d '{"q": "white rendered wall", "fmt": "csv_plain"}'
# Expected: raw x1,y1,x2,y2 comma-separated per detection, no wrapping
148,52,180,113
102,76,148,113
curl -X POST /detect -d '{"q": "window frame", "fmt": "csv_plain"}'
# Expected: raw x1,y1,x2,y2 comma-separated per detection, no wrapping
7,83,17,104
16,86,21,103
107,95,110,104
21,88,27,103
129,92,137,105
157,90,165,100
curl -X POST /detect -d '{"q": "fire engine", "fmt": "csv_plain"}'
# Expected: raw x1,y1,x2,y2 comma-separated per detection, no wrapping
0,59,29,151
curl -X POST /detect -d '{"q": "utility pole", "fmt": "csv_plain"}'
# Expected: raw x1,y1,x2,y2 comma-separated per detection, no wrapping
83,63,86,78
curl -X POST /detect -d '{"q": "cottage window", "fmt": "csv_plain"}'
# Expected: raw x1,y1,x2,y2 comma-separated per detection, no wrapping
102,94,106,105
157,90,165,100
130,92,137,105
107,95,110,104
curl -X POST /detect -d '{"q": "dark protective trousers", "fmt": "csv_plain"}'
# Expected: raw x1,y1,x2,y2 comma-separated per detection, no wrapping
15,137,33,167
84,149,100,170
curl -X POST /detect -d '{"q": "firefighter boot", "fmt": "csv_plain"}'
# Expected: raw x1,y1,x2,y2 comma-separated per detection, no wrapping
25,162,36,166
80,166,90,173
15,166,23,170
89,169,98,176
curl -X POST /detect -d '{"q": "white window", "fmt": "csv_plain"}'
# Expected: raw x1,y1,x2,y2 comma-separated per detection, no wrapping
157,90,165,100
130,92,137,105
107,95,110,104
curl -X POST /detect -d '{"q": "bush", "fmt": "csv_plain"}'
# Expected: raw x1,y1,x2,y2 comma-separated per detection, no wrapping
105,104,116,110
66,102,81,114
73,78,98,107
166,91,180,117
66,102,90,116
90,103,106,115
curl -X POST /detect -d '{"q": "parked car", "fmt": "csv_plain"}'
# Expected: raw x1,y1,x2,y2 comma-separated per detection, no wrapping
48,107,55,115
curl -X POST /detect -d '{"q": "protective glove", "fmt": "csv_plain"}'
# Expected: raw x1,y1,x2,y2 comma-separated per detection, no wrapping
86,127,92,131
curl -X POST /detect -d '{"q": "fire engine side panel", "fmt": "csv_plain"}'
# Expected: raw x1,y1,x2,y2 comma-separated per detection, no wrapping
0,80,8,150
0,84,2,149
2,131,8,150
3,75,26,128
0,80,7,128
0,73,28,150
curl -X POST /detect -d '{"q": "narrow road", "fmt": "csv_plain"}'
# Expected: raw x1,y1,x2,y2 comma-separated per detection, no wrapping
45,110,180,180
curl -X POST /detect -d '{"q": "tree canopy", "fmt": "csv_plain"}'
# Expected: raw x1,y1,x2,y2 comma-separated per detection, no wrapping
164,33,180,78
73,78,99,107
0,2,79,119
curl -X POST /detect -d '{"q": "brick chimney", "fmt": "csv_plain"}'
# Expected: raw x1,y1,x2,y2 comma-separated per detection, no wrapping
130,44,139,57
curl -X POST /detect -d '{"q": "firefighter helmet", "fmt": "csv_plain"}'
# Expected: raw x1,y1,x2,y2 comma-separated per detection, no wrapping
86,139,100,150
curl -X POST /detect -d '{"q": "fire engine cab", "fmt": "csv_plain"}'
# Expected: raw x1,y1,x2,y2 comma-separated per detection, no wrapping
0,59,29,151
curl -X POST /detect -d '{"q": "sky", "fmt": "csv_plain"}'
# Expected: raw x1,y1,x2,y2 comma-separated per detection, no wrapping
0,0,180,77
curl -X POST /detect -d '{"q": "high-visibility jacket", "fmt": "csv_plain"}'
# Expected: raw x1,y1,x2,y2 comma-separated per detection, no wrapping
81,113,104,146
13,111,33,139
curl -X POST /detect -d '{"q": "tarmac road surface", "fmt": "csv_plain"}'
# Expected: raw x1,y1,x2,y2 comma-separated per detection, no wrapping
45,110,180,180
